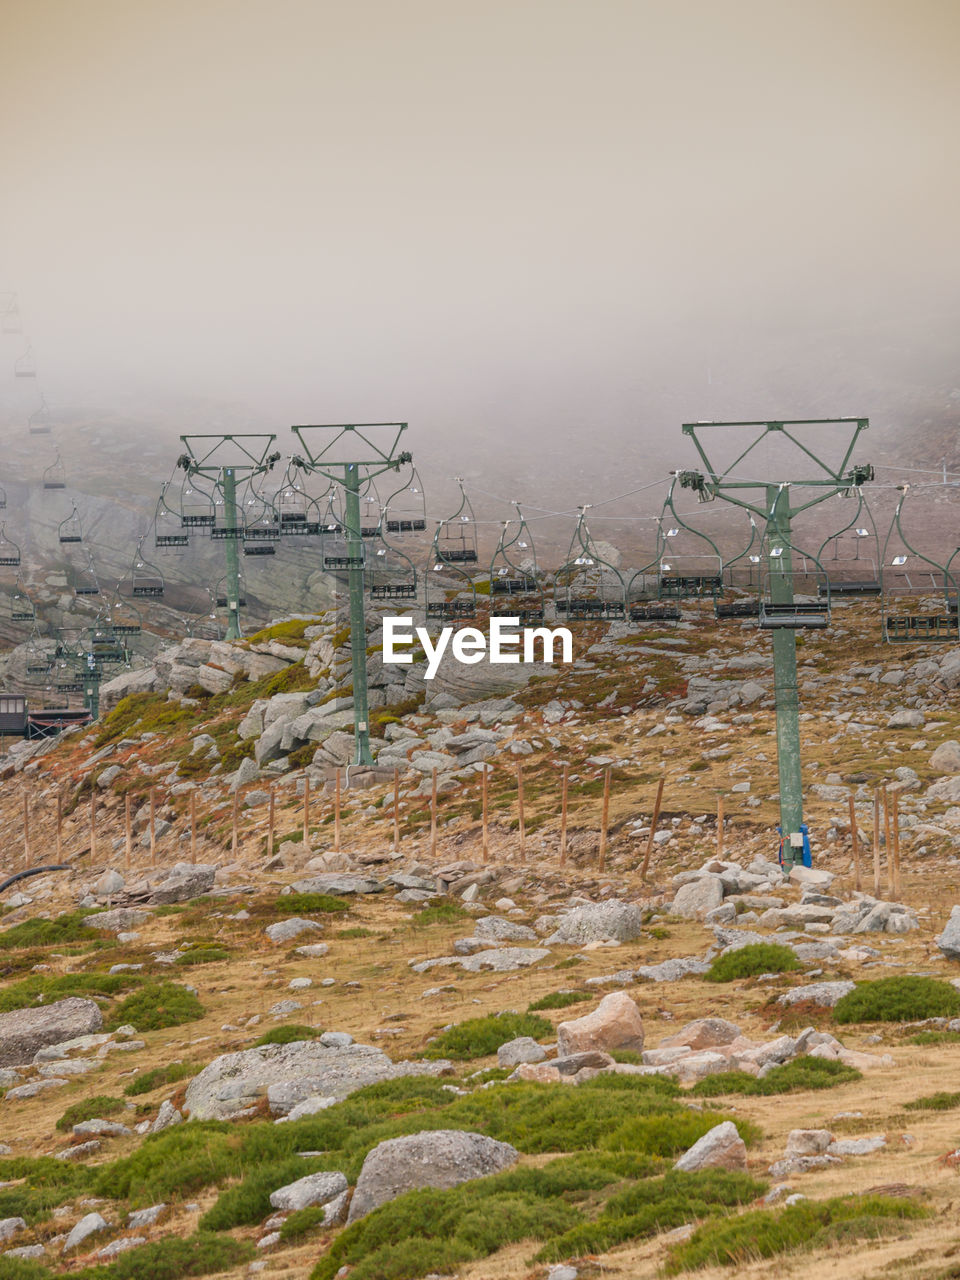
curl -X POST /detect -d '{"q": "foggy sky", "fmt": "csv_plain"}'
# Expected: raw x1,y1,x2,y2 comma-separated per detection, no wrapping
2,0,959,477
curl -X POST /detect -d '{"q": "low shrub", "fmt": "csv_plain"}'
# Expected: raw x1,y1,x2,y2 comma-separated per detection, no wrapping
535,1169,766,1263
0,1260,50,1280
904,1090,960,1112
276,893,349,914
909,1030,960,1047
411,901,471,927
107,982,205,1031
254,1024,324,1046
834,976,960,1024
528,991,592,1012
663,1193,928,1273
0,913,101,952
279,1204,329,1242
56,1096,126,1132
93,1124,241,1204
0,971,139,1013
610,1050,643,1065
422,1012,553,1060
72,1231,254,1280
123,1062,198,1097
175,946,231,967
200,1155,330,1231
705,943,801,983
691,1056,861,1097
600,1109,760,1157
337,927,374,939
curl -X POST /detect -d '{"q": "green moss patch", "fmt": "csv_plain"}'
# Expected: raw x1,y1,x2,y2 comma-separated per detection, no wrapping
528,990,593,1012
56,1095,126,1132
705,943,801,983
833,976,960,1024
691,1056,861,1097
123,1061,199,1096
421,1012,553,1060
107,982,205,1031
254,1024,324,1047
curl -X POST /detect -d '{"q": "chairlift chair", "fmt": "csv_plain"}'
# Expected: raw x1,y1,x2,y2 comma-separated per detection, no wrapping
42,453,67,490
130,537,165,597
0,525,21,568
28,398,52,435
214,576,246,610
241,476,281,556
488,504,545,623
72,551,100,597
11,578,35,623
654,479,724,602
178,471,216,529
154,485,189,550
102,594,141,636
0,484,6,510
384,468,427,535
367,504,418,601
758,550,831,630
815,490,881,598
881,485,960,642
57,504,82,544
554,509,626,620
14,345,36,378
434,479,479,565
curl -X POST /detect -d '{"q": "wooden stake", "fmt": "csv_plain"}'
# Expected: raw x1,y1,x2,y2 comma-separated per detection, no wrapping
229,790,238,857
848,795,861,892
597,766,610,871
267,787,275,861
517,763,526,861
90,791,97,863
559,765,568,866
882,786,893,894
334,769,341,853
56,790,63,861
717,793,724,858
22,790,29,869
190,791,197,864
892,790,902,898
481,765,489,863
149,788,157,866
872,789,881,896
124,794,132,871
392,768,400,853
303,776,311,851
641,775,666,881
429,768,438,858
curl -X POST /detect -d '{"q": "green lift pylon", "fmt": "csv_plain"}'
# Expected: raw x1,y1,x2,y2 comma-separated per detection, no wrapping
291,424,411,768
176,435,281,642
678,418,873,874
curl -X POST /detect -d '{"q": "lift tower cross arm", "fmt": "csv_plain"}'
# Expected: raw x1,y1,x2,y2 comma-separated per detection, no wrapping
176,434,281,641
678,418,873,875
291,423,411,768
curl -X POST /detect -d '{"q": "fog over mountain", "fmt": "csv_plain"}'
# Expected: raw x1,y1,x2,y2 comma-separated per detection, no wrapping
1,0,959,547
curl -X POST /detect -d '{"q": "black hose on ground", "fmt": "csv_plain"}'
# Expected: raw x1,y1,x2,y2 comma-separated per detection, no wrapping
0,864,70,894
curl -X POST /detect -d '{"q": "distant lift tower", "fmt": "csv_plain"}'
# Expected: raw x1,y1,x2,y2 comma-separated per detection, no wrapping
176,435,281,641
678,419,873,875
291,423,411,768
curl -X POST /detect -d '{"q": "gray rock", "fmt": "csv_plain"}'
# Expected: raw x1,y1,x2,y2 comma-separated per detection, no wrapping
83,908,148,934
497,1036,547,1068
886,709,924,729
150,1100,182,1133
291,874,382,895
127,1205,167,1229
457,947,551,972
777,981,855,1008
150,864,217,904
63,1212,109,1253
347,1130,519,1223
635,957,711,982
938,905,960,959
96,1237,146,1259
827,1136,886,1156
184,1041,452,1120
671,875,724,918
265,918,323,944
473,915,537,943
931,740,960,772
95,870,125,895
545,900,644,945
0,1218,26,1243
0,998,103,1068
269,1170,348,1212
674,1121,747,1172
3,1245,45,1260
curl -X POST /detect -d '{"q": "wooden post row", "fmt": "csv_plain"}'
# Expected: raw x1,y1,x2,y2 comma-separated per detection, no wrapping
641,775,666,881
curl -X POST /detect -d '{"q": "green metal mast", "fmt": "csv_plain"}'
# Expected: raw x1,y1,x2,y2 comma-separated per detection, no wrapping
678,419,873,873
291,423,411,768
176,435,280,643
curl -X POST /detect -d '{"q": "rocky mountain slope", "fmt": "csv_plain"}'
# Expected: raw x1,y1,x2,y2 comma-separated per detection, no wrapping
3,598,960,1279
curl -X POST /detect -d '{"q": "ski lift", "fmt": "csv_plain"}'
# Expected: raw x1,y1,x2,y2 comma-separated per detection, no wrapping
72,550,100,597
758,526,831,629
1,297,21,335
241,476,281,556
0,525,21,567
881,485,960,642
358,477,383,538
554,509,626,620
368,475,419,600
384,469,427,535
179,470,216,528
28,398,52,435
10,578,35,623
815,489,881,597
320,488,363,570
276,461,318,532
714,515,761,619
101,592,141,636
654,479,724,602
488,504,545,624
154,484,189,550
130,536,165,597
86,625,126,665
24,632,53,677
14,345,36,378
57,504,83,544
0,484,6,510
434,479,479,564
214,575,246,609
42,452,67,490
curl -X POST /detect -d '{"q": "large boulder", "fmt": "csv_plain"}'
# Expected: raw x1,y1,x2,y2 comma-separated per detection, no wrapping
661,1018,741,1051
937,905,960,960
926,776,960,804
291,874,383,896
671,875,724,918
83,909,149,934
347,1130,519,1223
0,999,103,1068
931,740,960,773
545,900,644,945
557,992,644,1057
150,864,216,905
674,1121,747,1173
269,1170,348,1212
183,1041,451,1120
